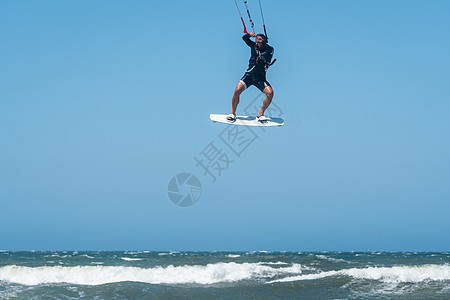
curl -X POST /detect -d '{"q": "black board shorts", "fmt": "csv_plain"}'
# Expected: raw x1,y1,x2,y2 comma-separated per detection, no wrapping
240,71,271,93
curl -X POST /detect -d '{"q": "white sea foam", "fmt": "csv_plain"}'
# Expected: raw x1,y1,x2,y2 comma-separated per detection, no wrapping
44,254,73,259
44,254,59,258
268,265,450,284
158,251,180,256
227,254,241,258
121,257,143,261
0,262,303,286
315,255,347,263
262,261,288,265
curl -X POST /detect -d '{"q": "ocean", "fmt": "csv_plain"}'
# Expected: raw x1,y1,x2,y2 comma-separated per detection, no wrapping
0,251,449,299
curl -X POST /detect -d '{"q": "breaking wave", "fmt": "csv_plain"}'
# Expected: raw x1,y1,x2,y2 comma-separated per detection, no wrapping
2,261,449,288
120,257,143,261
268,264,450,284
0,262,302,286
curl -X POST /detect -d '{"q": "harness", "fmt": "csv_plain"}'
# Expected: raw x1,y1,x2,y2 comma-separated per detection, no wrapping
255,46,276,72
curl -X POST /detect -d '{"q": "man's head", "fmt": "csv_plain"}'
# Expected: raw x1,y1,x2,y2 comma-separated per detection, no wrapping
255,34,267,48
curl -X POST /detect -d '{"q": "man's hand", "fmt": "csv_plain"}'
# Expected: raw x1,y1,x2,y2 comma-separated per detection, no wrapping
249,32,255,37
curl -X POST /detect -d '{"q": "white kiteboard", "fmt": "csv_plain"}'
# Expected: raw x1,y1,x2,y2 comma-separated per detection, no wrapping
210,114,284,127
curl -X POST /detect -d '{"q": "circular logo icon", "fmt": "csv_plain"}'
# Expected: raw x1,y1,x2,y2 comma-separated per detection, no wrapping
167,173,202,207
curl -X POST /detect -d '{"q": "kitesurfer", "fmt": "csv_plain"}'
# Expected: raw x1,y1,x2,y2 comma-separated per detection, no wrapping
227,32,274,123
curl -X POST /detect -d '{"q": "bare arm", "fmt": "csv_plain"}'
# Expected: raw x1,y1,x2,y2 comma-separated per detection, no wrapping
242,33,255,47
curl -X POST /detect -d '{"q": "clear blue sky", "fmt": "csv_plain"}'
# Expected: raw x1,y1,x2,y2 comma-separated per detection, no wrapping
1,0,449,251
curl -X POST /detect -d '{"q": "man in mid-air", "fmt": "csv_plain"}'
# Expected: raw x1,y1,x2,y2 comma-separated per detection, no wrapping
227,32,274,123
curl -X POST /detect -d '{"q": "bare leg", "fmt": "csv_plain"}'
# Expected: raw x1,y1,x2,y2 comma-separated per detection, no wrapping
258,86,274,116
231,81,246,115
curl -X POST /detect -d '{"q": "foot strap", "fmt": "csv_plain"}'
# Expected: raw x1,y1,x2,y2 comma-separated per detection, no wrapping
257,115,268,123
226,114,236,122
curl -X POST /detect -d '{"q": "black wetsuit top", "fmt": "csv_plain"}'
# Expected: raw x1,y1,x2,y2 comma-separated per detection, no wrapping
243,34,274,75
240,34,274,92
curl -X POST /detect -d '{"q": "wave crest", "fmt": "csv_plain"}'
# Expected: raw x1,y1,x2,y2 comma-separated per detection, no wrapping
268,264,450,284
0,262,302,286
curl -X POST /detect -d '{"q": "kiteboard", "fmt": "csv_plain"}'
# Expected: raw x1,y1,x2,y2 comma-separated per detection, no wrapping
209,114,284,127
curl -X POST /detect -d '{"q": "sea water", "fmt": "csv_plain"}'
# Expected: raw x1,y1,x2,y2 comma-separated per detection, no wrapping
0,251,449,299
